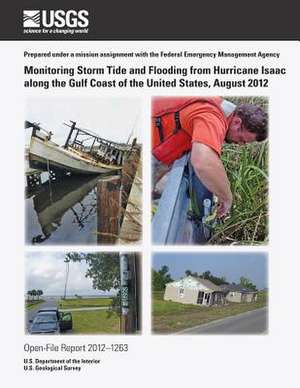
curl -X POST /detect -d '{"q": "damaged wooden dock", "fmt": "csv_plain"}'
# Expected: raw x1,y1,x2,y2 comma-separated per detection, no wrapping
96,146,142,245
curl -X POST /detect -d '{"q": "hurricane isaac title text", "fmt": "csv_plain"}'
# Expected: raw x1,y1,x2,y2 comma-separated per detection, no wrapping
23,64,286,90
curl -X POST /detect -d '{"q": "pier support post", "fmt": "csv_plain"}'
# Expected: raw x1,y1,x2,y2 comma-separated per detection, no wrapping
97,175,121,244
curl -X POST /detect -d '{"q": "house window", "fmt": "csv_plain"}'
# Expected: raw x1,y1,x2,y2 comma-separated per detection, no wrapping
179,288,184,297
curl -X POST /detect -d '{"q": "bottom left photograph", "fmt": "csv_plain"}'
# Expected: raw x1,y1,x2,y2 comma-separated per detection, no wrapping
25,251,141,335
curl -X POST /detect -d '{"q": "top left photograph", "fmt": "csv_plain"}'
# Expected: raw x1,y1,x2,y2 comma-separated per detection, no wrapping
25,97,142,246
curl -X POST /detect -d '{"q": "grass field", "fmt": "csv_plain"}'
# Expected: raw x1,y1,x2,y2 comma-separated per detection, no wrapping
58,298,113,309
25,300,45,310
71,310,120,334
152,291,267,334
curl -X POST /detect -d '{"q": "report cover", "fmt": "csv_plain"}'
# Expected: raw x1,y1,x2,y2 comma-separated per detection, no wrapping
0,2,299,387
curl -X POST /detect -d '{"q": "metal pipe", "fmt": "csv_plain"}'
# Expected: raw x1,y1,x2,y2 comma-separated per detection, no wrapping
64,121,76,149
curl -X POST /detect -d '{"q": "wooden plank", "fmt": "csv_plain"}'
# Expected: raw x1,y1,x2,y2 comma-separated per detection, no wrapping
120,148,140,223
97,175,121,244
118,160,142,244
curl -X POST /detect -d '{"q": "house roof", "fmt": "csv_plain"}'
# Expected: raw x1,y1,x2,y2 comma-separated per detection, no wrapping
219,284,257,293
169,276,223,292
194,277,223,292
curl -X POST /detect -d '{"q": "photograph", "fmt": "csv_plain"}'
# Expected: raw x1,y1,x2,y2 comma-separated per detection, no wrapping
152,96,268,245
25,251,141,335
25,97,142,245
152,252,268,334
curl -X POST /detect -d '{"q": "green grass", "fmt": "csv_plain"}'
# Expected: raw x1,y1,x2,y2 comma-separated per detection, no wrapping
58,298,113,309
152,291,268,334
209,96,268,245
71,310,120,334
25,300,45,310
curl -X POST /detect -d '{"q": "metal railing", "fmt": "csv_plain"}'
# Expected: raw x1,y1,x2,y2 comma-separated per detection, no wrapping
152,154,213,245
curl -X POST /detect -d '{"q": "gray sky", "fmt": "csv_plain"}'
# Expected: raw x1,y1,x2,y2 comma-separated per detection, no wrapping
25,97,141,146
153,252,268,289
25,252,118,296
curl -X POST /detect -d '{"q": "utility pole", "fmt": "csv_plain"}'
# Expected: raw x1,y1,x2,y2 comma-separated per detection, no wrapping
119,253,140,334
63,257,70,299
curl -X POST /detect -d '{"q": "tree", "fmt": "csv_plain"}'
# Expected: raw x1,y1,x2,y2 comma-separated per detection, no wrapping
66,252,120,291
27,290,32,301
239,276,257,291
185,269,199,277
152,265,173,291
31,289,37,300
36,290,43,300
66,252,121,315
201,270,228,285
184,269,228,285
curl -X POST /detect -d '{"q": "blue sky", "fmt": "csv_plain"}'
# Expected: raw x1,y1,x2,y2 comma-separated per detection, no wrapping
153,252,268,289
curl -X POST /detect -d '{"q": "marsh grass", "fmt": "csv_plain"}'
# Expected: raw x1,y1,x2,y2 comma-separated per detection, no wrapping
210,97,268,245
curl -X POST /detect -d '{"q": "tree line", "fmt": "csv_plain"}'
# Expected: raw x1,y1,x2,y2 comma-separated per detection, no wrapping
27,289,44,301
152,266,257,291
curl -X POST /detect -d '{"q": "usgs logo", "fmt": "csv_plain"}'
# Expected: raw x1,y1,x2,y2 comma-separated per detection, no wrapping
23,10,89,28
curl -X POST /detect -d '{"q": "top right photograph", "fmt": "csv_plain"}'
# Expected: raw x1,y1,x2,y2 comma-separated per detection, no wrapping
152,96,268,246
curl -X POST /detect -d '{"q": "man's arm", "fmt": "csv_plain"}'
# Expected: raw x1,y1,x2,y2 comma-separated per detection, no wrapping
190,142,232,217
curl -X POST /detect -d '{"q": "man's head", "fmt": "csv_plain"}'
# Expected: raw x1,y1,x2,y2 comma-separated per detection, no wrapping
226,103,268,145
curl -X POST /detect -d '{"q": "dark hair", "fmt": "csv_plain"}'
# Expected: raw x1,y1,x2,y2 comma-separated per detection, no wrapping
235,104,268,141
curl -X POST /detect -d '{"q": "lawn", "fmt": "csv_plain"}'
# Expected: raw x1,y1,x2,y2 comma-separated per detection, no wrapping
25,300,45,310
58,298,113,309
152,291,267,334
71,310,120,334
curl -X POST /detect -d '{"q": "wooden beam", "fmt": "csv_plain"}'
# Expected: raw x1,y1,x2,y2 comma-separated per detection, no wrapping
97,175,121,244
120,148,140,224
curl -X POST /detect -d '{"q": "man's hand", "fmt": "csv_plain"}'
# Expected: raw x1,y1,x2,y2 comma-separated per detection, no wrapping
217,198,232,218
191,142,233,218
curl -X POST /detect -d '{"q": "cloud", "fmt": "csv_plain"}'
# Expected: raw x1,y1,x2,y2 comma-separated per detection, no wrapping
25,252,113,296
25,97,141,146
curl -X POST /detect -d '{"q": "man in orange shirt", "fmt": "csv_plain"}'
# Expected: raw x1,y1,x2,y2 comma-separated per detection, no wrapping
152,97,268,217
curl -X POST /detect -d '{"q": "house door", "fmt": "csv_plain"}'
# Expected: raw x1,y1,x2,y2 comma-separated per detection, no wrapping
197,291,204,305
204,293,211,305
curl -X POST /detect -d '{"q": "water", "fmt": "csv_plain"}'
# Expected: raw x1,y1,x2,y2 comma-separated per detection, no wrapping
26,173,101,245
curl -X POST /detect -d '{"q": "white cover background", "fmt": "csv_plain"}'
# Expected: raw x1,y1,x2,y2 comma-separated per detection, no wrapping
0,40,299,387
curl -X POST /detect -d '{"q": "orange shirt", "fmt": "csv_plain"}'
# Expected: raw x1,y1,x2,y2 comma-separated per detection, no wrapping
152,97,231,158
182,100,229,156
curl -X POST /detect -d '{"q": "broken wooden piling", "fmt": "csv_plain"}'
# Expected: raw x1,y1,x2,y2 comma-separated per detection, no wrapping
118,159,142,244
97,175,121,244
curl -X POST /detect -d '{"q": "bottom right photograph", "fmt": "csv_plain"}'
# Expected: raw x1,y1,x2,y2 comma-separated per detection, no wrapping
152,252,268,335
